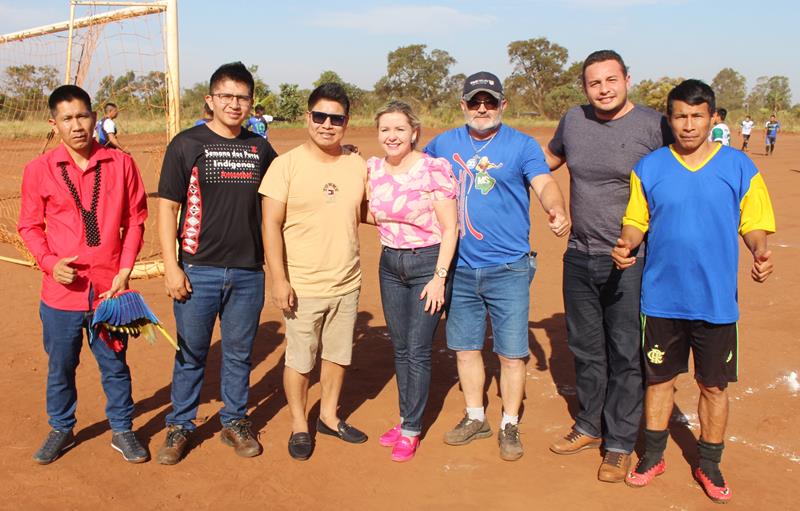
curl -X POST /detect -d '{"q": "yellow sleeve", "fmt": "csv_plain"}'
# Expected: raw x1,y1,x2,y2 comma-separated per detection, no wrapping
258,153,290,202
739,173,776,234
622,171,650,233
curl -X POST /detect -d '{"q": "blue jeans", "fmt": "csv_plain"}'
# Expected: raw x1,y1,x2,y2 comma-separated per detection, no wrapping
446,253,537,359
562,248,644,453
379,245,448,434
40,301,133,432
166,264,265,430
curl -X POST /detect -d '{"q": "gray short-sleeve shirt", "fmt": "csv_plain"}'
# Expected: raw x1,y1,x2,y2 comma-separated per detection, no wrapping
549,104,672,256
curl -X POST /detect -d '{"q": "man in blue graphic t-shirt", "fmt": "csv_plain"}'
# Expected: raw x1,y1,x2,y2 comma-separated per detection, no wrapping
425,71,570,461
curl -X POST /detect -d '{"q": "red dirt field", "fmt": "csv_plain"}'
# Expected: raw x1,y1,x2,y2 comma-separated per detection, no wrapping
0,126,797,510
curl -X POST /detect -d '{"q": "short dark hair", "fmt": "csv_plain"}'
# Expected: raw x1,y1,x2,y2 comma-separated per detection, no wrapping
48,85,92,116
716,108,727,121
209,61,254,96
581,50,628,84
307,82,350,116
667,79,715,116
104,102,117,113
255,104,265,114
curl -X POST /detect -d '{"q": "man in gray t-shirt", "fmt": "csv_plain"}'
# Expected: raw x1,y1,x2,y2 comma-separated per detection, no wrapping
543,50,672,483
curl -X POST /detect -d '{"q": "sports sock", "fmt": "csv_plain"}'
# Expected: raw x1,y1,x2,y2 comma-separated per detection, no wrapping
634,429,669,474
698,439,726,487
400,429,420,438
466,407,485,422
500,413,518,429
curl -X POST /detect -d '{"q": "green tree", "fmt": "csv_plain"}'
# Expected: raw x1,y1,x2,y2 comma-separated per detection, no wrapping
542,61,584,118
711,68,746,110
277,83,304,122
374,44,457,109
2,64,59,117
629,76,683,113
505,38,569,115
313,70,365,112
247,64,272,104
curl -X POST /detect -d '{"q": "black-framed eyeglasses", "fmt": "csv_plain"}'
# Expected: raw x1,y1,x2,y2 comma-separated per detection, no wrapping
466,97,499,110
310,110,347,127
211,93,253,105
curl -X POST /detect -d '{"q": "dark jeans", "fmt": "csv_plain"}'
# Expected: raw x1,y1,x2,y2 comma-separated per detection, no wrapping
562,248,644,453
166,264,265,430
40,301,134,432
379,244,448,434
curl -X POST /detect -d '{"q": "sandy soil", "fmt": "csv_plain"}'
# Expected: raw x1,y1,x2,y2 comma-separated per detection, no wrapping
0,126,797,510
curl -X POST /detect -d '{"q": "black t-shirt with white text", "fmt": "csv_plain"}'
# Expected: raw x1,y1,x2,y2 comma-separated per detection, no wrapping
158,124,277,268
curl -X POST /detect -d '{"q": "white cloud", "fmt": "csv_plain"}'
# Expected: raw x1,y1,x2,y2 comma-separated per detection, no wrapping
308,6,495,35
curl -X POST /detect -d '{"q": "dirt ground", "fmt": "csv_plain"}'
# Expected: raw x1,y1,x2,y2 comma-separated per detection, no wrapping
0,125,797,511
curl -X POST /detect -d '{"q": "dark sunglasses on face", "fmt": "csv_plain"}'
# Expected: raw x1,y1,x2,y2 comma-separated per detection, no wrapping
466,97,499,110
310,110,347,126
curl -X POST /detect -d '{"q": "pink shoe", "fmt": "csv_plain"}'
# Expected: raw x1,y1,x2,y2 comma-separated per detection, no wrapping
379,424,402,447
625,458,666,488
391,435,419,462
694,467,732,503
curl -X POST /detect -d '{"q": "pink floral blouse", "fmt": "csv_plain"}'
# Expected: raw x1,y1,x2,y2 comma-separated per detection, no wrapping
367,153,457,249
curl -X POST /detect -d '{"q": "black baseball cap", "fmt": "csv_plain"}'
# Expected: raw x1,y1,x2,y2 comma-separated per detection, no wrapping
462,71,503,100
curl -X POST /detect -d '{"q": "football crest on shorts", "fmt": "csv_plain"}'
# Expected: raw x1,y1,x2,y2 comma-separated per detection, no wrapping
647,345,665,365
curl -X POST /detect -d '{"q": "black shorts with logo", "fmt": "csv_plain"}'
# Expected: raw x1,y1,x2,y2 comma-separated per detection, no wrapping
642,315,738,389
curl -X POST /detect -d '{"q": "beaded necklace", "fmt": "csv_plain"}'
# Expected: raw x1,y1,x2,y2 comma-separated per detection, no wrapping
59,162,102,247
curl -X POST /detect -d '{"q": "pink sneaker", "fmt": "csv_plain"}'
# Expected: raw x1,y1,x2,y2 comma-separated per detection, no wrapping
379,424,402,447
391,435,420,462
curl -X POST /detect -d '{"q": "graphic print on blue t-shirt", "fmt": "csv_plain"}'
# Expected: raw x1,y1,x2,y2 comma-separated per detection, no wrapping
425,124,549,268
248,116,268,138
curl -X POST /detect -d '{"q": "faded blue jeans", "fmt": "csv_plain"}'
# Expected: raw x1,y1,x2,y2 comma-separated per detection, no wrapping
379,244,449,435
40,300,134,432
166,264,264,430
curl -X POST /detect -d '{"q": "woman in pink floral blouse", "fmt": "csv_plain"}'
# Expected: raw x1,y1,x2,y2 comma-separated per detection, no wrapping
366,100,458,462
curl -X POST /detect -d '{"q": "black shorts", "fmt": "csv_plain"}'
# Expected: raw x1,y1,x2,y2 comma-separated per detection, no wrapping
642,315,738,389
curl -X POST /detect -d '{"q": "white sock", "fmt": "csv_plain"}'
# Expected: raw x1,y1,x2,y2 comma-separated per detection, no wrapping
500,413,519,429
466,407,485,422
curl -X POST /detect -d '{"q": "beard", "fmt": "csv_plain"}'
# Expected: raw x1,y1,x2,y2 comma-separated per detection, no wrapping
465,112,503,138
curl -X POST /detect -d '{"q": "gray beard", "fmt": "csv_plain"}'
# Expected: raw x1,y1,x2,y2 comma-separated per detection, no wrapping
466,117,502,138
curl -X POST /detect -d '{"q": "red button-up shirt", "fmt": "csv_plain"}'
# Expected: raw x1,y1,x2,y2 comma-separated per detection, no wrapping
18,143,148,311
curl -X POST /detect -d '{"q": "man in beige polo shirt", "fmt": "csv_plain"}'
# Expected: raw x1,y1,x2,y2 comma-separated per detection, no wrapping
261,83,367,461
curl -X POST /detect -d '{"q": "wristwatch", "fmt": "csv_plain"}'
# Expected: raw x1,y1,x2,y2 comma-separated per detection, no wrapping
435,267,448,278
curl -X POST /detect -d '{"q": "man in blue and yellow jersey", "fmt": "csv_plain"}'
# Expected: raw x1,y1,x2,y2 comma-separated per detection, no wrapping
611,79,775,504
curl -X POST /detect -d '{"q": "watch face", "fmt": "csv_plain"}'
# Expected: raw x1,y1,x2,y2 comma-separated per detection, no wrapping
436,267,448,278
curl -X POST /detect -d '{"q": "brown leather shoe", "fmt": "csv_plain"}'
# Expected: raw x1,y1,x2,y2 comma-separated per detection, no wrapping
598,451,631,483
549,428,602,455
220,418,262,457
156,425,190,465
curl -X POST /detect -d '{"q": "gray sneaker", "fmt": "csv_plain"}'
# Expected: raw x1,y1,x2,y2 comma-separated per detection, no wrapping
443,413,492,446
498,423,523,461
33,429,75,465
111,430,149,463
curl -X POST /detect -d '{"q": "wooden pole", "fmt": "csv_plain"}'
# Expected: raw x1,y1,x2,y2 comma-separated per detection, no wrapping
0,2,167,44
65,1,77,84
165,0,180,140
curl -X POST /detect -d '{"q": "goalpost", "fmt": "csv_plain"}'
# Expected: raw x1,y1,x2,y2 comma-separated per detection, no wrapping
0,0,180,278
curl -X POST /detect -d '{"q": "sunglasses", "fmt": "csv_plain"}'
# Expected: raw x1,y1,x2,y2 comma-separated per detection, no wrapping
310,110,347,126
466,97,499,110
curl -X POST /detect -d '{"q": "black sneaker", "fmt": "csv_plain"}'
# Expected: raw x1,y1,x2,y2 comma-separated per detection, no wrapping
33,429,75,465
111,430,149,463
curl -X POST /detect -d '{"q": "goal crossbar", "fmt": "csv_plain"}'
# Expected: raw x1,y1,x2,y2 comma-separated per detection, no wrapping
0,2,168,44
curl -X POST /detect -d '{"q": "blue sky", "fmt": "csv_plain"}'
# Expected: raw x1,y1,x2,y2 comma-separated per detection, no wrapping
2,0,798,103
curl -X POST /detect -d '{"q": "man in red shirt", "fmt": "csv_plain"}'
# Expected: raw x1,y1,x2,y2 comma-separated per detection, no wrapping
18,85,149,464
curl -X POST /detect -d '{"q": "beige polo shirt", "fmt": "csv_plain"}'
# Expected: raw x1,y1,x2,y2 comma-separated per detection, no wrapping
259,144,366,298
